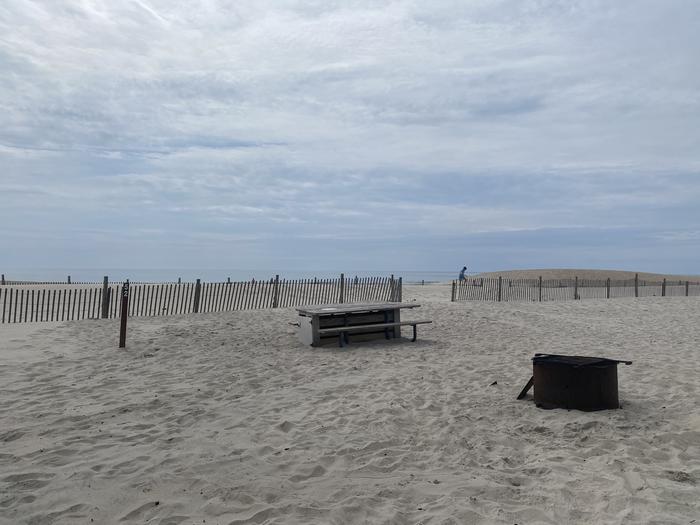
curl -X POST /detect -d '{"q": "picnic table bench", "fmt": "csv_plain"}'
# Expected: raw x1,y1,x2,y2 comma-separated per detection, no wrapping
296,302,431,347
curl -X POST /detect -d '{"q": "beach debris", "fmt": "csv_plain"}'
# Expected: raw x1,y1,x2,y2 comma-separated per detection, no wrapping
667,470,695,484
490,381,498,386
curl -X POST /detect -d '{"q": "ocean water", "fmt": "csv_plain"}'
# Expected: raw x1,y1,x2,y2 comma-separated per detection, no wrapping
1,268,460,284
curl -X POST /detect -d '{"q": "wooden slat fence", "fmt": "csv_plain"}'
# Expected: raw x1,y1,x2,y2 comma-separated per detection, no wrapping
452,275,700,303
0,275,401,324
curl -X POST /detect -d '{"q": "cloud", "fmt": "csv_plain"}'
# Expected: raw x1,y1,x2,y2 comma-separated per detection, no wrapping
0,0,699,272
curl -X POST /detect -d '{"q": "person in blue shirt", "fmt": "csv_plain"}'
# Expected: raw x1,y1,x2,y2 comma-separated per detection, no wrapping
458,266,467,281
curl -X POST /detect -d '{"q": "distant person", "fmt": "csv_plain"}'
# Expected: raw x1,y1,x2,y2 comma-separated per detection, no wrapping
459,266,467,281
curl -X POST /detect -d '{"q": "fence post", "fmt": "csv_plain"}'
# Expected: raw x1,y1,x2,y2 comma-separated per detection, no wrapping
606,278,611,299
118,281,130,348
273,274,280,308
635,273,639,297
686,281,689,297
1,274,4,285
662,278,666,297
193,279,202,313
398,277,402,302
101,276,110,318
574,276,578,300
538,276,542,302
451,281,456,302
497,276,502,302
339,273,345,304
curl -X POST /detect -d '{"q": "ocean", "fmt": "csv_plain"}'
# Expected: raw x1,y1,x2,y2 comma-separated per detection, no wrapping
1,268,460,284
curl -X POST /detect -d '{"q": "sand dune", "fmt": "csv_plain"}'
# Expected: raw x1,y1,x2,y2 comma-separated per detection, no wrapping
476,269,700,282
1,285,699,524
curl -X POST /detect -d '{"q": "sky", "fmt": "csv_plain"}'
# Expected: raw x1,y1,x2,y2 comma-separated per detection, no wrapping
1,0,699,276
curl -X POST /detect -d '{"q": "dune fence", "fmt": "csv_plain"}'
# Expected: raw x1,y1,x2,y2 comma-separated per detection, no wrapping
452,274,700,303
0,274,402,324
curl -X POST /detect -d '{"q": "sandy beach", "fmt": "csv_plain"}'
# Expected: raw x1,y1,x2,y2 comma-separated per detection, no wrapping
1,284,699,524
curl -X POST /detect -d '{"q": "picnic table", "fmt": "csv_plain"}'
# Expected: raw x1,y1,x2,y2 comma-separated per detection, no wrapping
296,302,431,347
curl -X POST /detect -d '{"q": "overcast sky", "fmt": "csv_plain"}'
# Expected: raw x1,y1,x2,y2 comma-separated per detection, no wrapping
1,0,699,276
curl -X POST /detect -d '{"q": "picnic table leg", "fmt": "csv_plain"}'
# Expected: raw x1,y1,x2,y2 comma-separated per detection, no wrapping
394,308,401,339
339,313,349,348
411,324,417,342
311,315,321,346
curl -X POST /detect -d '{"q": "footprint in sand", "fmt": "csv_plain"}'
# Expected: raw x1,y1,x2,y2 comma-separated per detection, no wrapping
2,472,54,491
0,429,25,442
277,420,295,433
289,465,326,482
119,501,162,522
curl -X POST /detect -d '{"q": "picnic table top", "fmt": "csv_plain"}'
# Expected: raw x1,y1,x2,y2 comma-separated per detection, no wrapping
296,302,421,316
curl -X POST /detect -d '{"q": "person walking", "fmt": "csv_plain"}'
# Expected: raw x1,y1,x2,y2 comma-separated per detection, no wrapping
458,266,467,281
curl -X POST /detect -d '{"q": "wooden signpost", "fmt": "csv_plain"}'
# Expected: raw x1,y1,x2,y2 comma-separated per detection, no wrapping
119,281,130,348
101,276,110,318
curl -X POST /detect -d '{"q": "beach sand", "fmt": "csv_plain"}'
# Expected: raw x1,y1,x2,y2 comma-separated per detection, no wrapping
1,284,699,524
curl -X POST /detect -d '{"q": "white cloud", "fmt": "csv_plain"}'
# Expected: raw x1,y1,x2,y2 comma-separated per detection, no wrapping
0,0,699,270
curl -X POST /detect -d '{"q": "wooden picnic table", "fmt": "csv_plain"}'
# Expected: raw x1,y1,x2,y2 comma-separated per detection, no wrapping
296,302,430,347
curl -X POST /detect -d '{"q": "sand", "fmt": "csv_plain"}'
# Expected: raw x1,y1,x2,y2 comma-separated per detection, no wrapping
1,284,699,524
